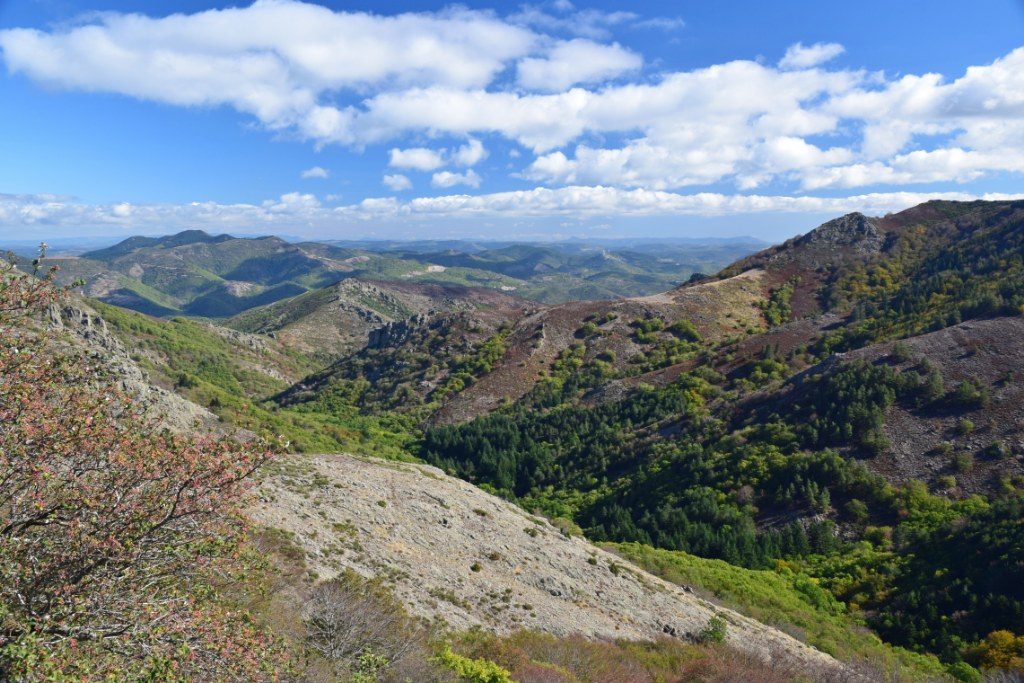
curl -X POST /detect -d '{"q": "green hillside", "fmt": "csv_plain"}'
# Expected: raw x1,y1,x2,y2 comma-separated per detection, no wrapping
40,200,1024,679
43,231,759,319
611,543,947,679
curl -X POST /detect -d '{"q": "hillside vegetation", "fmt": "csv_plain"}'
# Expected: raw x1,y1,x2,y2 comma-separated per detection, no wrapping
39,231,757,324
2,258,850,683
407,202,1024,678
29,199,1024,680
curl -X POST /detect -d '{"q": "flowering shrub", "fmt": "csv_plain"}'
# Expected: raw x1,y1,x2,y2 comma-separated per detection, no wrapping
0,250,282,680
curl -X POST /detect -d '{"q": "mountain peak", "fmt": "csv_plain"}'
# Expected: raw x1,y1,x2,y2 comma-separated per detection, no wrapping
793,211,883,254
81,229,230,260
158,229,228,248
718,210,884,283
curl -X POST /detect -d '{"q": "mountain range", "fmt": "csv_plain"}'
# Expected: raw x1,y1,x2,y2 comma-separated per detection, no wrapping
21,198,1024,680
26,231,762,321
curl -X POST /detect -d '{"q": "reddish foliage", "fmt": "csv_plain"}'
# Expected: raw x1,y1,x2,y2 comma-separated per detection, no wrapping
0,251,282,679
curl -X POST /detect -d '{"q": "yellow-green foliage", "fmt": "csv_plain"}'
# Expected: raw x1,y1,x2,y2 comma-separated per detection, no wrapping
435,647,514,683
968,630,1024,672
612,542,947,679
757,279,796,327
92,301,418,459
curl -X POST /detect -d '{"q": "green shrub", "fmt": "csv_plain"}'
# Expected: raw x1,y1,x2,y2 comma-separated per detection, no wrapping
983,441,1010,460
891,342,914,363
953,452,974,473
667,319,701,342
697,615,727,644
950,380,990,408
435,647,513,683
956,418,975,435
845,499,870,525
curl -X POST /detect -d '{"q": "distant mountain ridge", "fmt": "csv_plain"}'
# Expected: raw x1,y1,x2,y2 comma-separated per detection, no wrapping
36,229,759,331
80,229,237,259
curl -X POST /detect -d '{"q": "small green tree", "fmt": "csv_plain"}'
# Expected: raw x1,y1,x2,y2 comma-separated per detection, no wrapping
698,615,728,644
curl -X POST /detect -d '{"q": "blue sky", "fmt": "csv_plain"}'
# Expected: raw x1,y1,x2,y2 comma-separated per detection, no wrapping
1,0,1023,242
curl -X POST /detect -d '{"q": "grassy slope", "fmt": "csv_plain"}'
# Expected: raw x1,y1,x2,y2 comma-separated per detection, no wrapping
611,543,948,679
92,301,418,459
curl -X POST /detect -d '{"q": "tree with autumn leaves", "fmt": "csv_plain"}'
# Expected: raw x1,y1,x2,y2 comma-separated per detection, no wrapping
0,251,285,680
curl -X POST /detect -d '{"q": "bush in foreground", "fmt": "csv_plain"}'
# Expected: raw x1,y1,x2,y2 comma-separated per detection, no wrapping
0,252,282,680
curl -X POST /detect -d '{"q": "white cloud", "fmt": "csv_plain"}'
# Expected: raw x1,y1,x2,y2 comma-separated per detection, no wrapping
2,3,1024,196
779,42,845,70
388,147,445,171
431,169,482,188
632,17,685,31
301,166,329,179
0,1,538,146
517,39,641,91
801,148,1024,190
382,173,412,191
111,202,133,218
508,4,637,40
453,139,488,167
4,190,1022,239
263,191,321,213
382,187,1024,218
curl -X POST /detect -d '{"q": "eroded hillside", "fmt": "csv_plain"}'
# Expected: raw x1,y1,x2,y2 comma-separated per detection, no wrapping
250,453,848,675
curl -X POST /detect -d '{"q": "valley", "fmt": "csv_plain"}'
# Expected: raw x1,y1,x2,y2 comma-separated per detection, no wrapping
5,3,1024,679
26,231,760,324
5,198,1024,681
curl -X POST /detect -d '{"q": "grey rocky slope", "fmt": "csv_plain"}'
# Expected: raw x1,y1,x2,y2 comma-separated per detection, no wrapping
250,453,848,675
46,301,217,432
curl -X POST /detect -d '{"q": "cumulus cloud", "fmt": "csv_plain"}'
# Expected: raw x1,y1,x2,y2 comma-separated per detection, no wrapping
111,202,133,218
0,1,634,146
517,39,641,91
382,173,412,191
779,42,845,70
2,3,1024,196
301,166,329,179
453,139,488,167
431,169,482,188
388,147,445,171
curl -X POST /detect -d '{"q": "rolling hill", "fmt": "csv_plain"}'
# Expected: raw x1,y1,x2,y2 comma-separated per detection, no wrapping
17,266,881,682
48,198,1024,678
31,231,761,321
266,199,1024,676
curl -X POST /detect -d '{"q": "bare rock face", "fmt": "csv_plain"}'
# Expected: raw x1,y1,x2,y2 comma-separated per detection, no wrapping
47,302,217,433
792,212,884,256
250,453,848,676
367,313,430,349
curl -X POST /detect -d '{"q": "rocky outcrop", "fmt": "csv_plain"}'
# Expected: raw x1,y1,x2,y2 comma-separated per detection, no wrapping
367,313,429,349
790,212,884,256
46,302,217,433
229,278,527,360
250,453,849,676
